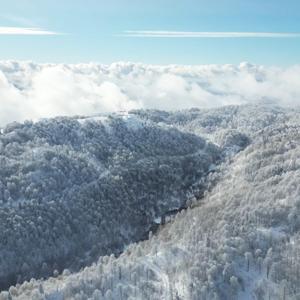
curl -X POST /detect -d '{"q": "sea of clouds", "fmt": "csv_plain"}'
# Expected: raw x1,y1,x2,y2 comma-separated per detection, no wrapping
0,61,299,126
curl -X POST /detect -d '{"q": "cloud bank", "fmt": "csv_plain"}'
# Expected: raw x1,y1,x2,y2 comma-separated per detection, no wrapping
0,61,300,126
0,27,58,35
122,31,300,38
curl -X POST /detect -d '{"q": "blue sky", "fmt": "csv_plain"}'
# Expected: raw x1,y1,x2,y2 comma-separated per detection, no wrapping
0,0,300,65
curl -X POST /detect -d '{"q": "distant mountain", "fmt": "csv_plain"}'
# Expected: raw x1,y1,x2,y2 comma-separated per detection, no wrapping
2,104,300,300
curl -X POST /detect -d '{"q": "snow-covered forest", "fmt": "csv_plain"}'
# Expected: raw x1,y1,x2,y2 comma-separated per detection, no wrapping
1,104,300,299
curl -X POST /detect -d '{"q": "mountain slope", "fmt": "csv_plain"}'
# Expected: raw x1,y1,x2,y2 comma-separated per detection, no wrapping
0,113,220,290
2,105,300,299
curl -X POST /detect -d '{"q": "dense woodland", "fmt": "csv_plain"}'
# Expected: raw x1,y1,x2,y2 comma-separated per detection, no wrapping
0,113,220,290
1,104,300,299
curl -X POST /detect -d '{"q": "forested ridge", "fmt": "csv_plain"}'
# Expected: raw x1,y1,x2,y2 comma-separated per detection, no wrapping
0,113,220,290
1,104,300,299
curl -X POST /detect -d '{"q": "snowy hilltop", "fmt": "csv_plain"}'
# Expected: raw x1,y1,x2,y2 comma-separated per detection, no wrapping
1,104,300,299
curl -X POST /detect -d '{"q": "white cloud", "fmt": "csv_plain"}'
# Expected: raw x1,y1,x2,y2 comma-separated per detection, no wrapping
122,31,300,38
0,27,58,35
0,61,300,126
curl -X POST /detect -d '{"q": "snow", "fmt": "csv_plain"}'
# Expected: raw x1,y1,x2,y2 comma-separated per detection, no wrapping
154,217,162,224
121,114,145,130
3,105,300,300
77,115,109,124
257,226,287,241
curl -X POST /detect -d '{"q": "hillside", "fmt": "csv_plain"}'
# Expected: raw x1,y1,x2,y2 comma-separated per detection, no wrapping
1,104,300,299
0,112,220,290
